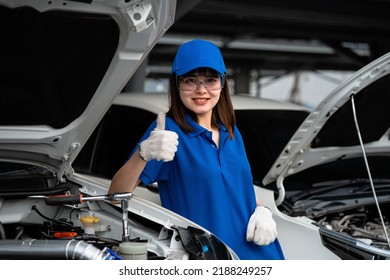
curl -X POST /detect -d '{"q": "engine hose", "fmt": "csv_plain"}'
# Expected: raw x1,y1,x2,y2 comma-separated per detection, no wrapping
0,239,107,260
0,222,5,239
14,226,24,240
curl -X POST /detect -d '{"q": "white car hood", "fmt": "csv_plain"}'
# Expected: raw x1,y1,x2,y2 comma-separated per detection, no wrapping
263,52,390,192
0,0,175,182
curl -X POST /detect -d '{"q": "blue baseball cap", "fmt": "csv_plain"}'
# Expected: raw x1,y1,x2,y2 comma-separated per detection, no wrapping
171,39,226,76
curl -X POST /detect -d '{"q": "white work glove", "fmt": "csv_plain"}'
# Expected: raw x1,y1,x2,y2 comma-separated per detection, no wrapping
246,206,277,246
139,112,179,162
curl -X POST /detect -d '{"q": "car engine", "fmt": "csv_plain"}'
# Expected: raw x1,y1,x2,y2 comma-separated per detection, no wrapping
0,195,233,260
0,163,234,260
315,204,390,250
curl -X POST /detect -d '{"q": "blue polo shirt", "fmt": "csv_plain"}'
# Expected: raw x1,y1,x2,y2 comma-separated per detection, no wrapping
135,114,284,260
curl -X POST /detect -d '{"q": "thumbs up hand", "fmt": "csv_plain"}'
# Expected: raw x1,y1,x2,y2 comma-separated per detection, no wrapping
139,112,179,162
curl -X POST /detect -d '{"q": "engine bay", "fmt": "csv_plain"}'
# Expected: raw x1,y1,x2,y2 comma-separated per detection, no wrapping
315,204,390,250
0,195,232,260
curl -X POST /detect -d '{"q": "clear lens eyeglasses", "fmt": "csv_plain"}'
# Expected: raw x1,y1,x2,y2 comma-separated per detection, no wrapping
177,75,225,91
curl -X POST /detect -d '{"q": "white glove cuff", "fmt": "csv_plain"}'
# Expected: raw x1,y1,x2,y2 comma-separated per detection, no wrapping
139,140,151,161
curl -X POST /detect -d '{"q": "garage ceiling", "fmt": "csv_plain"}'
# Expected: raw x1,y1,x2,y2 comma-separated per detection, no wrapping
147,0,390,78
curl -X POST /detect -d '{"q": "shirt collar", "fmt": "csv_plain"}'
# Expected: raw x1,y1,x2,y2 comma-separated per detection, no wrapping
185,114,228,138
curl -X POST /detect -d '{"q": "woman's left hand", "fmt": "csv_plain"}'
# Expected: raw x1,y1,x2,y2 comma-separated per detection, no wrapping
246,206,278,246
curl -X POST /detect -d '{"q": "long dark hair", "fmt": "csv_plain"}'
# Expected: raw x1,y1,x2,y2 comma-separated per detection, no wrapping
167,73,236,139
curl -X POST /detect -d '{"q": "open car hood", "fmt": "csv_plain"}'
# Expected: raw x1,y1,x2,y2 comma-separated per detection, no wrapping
0,0,175,182
263,52,390,196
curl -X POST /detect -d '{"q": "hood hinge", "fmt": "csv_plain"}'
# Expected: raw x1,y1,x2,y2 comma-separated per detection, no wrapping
126,1,154,33
275,175,286,206
57,142,81,183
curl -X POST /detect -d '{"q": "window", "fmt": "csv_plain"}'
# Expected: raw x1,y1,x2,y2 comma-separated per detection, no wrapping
74,105,156,178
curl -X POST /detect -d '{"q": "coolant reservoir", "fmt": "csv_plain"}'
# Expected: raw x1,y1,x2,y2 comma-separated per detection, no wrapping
80,216,100,235
119,241,148,260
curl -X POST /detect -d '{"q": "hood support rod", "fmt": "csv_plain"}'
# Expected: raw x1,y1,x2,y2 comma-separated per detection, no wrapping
350,94,390,248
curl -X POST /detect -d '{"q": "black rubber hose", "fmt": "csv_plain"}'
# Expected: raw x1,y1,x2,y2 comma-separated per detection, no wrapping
0,222,6,239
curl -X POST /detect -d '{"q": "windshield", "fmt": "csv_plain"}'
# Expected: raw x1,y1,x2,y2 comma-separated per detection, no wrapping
235,109,309,185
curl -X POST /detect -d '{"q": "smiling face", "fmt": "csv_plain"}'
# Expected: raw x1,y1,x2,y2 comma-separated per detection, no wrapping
177,69,224,119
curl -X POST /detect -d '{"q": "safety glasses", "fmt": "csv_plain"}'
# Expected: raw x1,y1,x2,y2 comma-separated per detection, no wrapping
176,74,225,92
